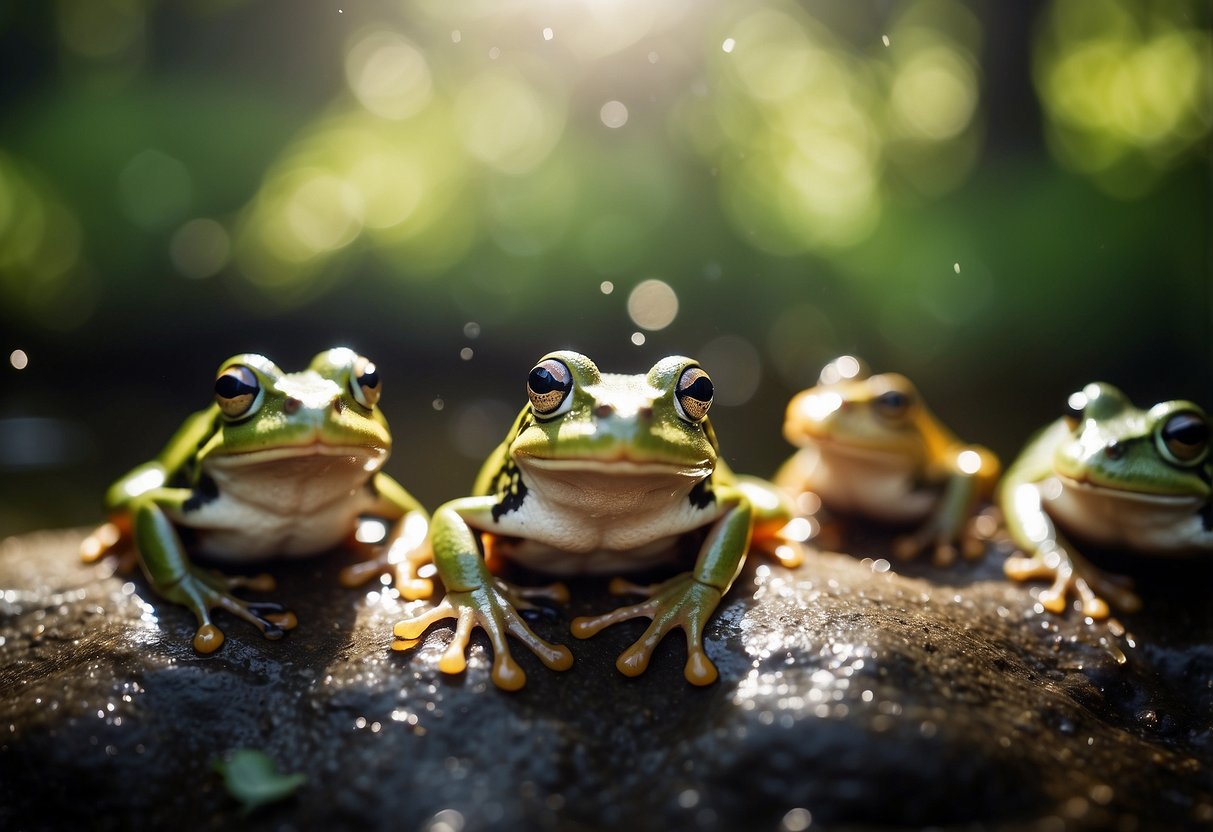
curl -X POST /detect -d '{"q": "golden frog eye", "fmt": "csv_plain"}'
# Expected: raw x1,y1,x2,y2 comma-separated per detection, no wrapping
675,366,714,423
350,355,381,409
527,358,573,416
1157,411,1209,466
214,365,261,420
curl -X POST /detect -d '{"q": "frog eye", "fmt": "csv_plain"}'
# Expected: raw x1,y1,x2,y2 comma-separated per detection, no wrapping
528,358,573,417
873,389,914,423
675,367,714,423
350,355,381,409
1157,411,1209,466
214,365,261,420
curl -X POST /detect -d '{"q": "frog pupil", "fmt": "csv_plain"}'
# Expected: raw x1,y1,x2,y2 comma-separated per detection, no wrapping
529,367,567,395
680,375,714,403
359,367,379,390
215,373,257,400
1163,414,1208,453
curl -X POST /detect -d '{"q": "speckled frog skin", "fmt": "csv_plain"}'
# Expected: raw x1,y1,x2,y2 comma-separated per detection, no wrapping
393,350,800,690
999,382,1212,617
776,356,999,563
81,348,428,652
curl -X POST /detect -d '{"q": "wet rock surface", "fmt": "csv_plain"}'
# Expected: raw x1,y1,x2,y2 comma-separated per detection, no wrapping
1,528,1210,832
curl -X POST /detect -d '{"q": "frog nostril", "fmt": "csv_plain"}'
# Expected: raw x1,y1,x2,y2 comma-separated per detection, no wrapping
333,398,345,414
638,405,653,420
284,397,302,414
594,404,614,418
1104,441,1125,460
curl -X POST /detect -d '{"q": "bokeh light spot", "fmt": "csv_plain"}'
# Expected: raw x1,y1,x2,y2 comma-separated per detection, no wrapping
600,100,629,129
698,335,762,406
9,349,28,371
627,279,679,331
455,67,566,174
345,29,433,121
170,218,229,280
117,149,192,230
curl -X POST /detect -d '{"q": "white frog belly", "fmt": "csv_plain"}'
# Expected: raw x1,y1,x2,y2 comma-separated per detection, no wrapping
484,466,722,574
1045,477,1213,556
174,452,380,561
793,444,936,523
175,490,371,561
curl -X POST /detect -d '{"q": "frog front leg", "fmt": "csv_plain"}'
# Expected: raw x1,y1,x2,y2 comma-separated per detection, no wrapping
1001,480,1141,617
338,473,432,599
131,488,296,652
571,487,753,686
391,497,573,691
893,447,997,565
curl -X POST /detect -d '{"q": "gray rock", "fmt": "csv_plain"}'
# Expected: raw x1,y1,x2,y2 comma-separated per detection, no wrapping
1,529,1210,831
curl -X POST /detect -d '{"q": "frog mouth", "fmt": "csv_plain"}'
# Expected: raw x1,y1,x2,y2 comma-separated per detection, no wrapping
215,440,386,467
516,453,711,479
808,434,914,462
1057,474,1206,505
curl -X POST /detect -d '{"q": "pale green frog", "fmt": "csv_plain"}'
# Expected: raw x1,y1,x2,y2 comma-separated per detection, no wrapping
81,348,429,652
775,357,1000,563
1000,382,1211,617
392,351,800,691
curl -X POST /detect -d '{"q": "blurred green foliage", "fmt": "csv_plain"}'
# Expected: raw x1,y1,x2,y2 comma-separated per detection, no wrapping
0,0,1208,534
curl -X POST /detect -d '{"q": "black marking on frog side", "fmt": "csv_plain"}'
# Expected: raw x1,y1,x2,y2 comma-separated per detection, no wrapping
688,477,715,510
491,459,528,522
182,473,220,513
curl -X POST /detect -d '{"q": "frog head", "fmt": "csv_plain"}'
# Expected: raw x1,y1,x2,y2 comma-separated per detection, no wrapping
198,347,391,473
1053,382,1211,500
509,350,718,481
783,356,955,468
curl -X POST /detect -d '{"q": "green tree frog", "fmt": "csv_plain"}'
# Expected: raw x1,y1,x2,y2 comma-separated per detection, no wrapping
392,351,800,691
775,356,1000,563
80,348,429,652
999,382,1211,617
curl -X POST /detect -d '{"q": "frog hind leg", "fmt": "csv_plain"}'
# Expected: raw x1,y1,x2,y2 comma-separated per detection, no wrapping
735,475,804,569
340,477,434,600
132,493,296,653
80,517,141,574
339,526,435,600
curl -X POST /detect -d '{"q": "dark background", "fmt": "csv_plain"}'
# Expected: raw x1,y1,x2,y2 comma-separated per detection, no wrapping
1,0,1209,534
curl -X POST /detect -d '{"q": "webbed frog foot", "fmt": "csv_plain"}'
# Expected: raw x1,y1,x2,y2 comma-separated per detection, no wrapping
339,541,434,600
80,521,139,572
339,514,434,599
392,580,573,691
571,573,724,686
892,517,985,566
1003,543,1141,618
160,569,297,653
